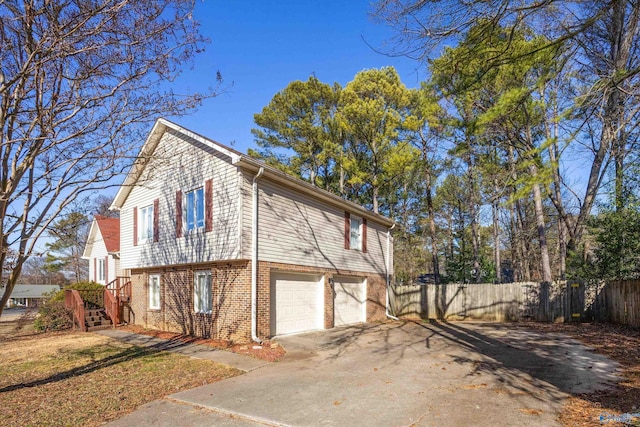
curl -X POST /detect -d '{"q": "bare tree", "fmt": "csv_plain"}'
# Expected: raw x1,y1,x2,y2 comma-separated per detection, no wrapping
0,0,221,317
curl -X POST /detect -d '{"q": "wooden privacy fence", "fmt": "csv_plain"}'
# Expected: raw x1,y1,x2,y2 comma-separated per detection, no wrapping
389,280,608,323
598,280,640,327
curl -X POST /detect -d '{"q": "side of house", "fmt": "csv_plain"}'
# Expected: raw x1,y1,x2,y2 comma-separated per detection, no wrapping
5,285,60,308
112,119,394,342
113,123,246,340
83,216,121,285
238,162,392,338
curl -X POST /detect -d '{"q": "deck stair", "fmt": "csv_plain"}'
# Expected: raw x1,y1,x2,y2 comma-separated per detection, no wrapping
85,308,113,331
64,277,131,332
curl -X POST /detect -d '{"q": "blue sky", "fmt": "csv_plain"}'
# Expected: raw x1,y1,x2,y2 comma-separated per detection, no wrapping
168,1,423,153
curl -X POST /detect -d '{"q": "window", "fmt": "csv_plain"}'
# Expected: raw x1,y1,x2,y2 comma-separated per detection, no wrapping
149,275,161,310
139,204,154,243
350,216,362,251
97,259,105,281
186,187,205,231
194,271,212,314
345,211,367,252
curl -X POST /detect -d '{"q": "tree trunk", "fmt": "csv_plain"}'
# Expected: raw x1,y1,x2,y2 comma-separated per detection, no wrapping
515,200,532,281
546,94,567,280
492,198,501,283
458,200,467,283
464,147,481,283
530,165,553,285
425,163,440,284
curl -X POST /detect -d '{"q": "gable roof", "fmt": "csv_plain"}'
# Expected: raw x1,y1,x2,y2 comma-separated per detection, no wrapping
82,215,120,258
111,118,395,227
95,216,120,252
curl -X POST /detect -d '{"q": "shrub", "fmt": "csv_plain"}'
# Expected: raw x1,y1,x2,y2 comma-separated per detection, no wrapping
34,293,72,331
34,281,104,331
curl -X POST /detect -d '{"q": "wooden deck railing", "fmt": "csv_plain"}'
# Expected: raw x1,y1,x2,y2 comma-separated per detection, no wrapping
105,276,131,327
106,276,132,301
104,289,119,326
65,290,87,332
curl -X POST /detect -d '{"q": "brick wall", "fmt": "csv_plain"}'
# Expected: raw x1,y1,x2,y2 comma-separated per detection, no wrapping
257,261,387,337
130,260,387,342
130,261,251,342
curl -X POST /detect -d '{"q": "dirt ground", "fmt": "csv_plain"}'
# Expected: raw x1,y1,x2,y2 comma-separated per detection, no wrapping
120,324,286,362
522,322,640,426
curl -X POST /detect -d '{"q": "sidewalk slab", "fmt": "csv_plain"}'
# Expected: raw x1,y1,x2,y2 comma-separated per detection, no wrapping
96,329,270,372
105,398,266,427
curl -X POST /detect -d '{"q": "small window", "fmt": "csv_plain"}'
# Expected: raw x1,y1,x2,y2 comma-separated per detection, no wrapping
350,216,362,251
194,271,212,314
97,259,105,282
149,274,161,310
186,188,205,231
139,204,154,243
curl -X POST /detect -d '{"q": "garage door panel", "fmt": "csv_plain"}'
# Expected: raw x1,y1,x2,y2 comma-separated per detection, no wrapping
334,277,366,327
271,273,323,336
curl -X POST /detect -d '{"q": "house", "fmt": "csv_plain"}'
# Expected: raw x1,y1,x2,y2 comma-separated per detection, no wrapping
82,215,122,285
109,118,395,342
4,284,60,308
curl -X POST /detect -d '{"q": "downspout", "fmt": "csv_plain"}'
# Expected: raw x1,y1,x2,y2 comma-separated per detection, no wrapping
386,223,399,320
251,167,265,343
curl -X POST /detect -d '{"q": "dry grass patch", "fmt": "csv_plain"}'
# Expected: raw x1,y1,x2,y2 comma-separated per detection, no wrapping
0,325,241,427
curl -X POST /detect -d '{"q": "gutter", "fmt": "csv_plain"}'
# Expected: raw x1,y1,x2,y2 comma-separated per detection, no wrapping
386,223,399,320
251,167,265,343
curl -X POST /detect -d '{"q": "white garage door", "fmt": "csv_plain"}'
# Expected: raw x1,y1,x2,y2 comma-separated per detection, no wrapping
334,276,366,326
271,272,324,336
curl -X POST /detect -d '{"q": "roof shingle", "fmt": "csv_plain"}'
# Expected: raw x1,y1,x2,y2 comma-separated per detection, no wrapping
95,215,120,253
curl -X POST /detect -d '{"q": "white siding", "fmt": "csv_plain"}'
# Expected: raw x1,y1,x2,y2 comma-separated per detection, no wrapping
86,231,121,284
88,238,108,283
242,173,391,276
120,129,241,269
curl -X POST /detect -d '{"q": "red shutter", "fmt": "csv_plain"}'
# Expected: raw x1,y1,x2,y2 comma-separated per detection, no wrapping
344,211,350,250
176,190,183,238
93,258,97,281
153,198,159,242
362,218,367,253
133,207,138,246
205,179,213,232
104,256,109,283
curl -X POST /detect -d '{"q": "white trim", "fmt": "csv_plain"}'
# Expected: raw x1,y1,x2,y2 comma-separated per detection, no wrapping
270,272,324,336
350,215,363,251
184,186,205,232
97,258,105,282
334,276,367,326
148,274,161,310
194,270,212,314
138,204,154,244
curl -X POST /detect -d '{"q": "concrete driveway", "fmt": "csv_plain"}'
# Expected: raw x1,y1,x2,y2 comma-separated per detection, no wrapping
111,321,619,426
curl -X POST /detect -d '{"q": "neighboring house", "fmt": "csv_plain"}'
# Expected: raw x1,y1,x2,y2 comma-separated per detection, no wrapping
110,118,395,342
83,215,122,285
4,284,60,308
